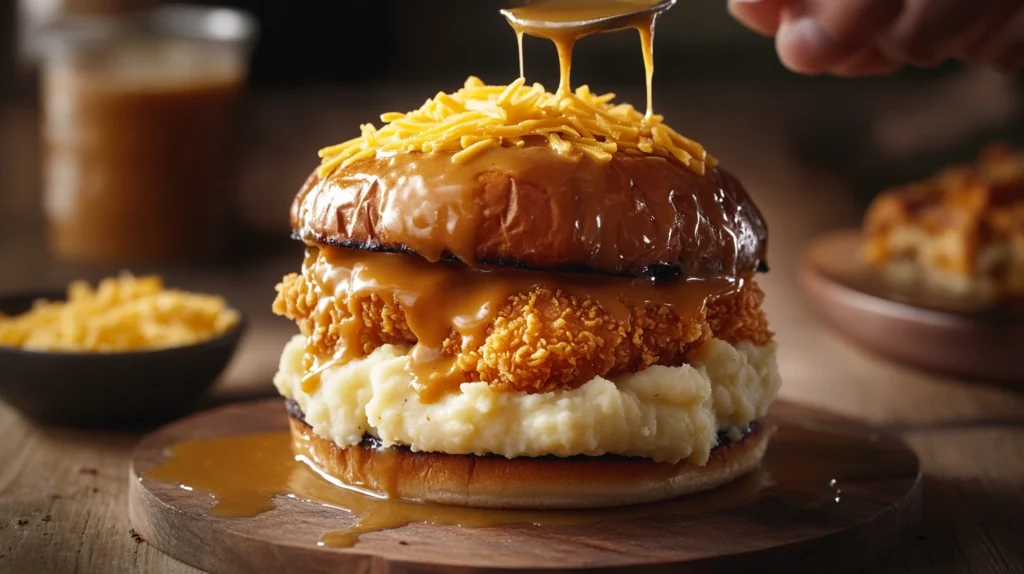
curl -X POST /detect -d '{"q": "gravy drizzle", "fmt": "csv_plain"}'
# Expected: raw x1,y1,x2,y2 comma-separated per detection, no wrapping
502,0,671,116
141,405,919,548
300,244,742,402
295,145,765,279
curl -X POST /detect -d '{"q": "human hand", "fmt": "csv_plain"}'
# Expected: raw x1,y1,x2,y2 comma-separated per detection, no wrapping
728,0,1024,76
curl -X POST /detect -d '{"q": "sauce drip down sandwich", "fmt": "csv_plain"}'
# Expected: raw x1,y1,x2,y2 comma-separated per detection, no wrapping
271,0,780,509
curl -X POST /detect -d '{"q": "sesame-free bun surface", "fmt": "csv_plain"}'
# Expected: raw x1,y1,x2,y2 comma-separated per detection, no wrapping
289,416,769,509
290,147,768,278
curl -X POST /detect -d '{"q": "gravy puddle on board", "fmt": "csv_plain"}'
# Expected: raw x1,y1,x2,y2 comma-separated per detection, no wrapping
142,409,918,548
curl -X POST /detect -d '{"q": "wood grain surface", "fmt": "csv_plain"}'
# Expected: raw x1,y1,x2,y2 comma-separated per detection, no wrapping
127,398,921,574
2,86,1024,573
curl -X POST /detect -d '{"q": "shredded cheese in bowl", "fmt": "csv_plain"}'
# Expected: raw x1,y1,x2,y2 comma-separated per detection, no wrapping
0,273,241,353
317,76,717,177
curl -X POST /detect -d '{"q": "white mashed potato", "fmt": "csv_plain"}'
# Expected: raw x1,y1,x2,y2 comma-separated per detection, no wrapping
274,335,781,465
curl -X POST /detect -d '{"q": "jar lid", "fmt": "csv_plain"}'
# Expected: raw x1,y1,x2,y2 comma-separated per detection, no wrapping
36,3,259,59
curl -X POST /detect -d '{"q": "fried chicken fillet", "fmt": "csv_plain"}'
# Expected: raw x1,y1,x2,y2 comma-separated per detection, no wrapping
271,79,781,509
273,264,771,394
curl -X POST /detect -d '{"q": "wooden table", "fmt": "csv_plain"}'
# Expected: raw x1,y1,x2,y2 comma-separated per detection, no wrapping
2,81,1023,573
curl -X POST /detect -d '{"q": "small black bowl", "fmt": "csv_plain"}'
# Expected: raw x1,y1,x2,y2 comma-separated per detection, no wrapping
0,290,246,429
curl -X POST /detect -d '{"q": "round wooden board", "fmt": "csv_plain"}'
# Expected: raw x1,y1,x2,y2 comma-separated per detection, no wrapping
130,398,922,573
800,230,1024,382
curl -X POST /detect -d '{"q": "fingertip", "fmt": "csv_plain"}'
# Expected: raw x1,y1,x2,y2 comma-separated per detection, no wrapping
776,16,837,74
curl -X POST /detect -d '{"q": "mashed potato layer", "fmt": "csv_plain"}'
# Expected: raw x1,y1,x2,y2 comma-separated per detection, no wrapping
274,335,780,465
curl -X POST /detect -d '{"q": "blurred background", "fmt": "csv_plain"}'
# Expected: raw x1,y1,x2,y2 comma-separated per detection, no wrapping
4,8,1024,569
0,0,1022,277
0,0,1022,431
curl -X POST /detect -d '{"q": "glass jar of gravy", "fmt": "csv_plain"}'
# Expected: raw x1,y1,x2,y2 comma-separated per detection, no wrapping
38,5,257,264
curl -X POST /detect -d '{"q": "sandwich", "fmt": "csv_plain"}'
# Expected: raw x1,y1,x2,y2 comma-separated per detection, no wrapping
271,77,780,509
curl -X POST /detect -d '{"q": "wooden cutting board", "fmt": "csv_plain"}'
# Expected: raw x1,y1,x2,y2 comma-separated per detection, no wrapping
129,398,922,573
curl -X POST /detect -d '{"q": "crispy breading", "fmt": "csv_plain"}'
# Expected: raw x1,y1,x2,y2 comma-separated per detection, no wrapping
273,273,772,393
706,281,771,347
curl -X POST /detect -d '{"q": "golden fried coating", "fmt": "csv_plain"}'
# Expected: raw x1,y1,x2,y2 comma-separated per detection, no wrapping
271,271,413,359
706,282,772,347
273,273,771,393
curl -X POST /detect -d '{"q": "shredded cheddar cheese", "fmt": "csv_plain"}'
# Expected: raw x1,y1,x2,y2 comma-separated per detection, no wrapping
0,273,240,353
317,76,717,177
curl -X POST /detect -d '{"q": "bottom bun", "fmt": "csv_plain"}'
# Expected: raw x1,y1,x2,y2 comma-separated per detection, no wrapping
289,415,770,509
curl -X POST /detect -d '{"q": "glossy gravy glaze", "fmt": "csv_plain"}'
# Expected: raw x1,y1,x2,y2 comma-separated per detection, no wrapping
293,146,768,278
501,0,671,116
141,405,919,548
298,244,743,401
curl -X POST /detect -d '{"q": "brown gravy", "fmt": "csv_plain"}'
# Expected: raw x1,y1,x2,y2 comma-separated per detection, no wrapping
501,0,670,116
294,146,767,279
141,405,920,548
42,39,244,263
299,244,743,401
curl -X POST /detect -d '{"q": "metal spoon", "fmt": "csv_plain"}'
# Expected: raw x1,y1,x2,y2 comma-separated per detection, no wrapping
500,0,677,35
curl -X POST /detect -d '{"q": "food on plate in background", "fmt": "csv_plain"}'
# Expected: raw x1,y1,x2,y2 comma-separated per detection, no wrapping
862,144,1024,302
